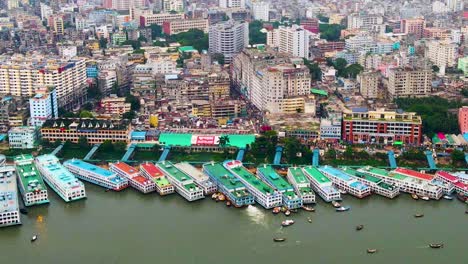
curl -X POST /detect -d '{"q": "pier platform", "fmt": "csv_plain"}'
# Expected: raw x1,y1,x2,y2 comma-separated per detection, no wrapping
84,144,100,161
121,144,137,162
425,151,436,170
387,151,397,169
273,146,283,165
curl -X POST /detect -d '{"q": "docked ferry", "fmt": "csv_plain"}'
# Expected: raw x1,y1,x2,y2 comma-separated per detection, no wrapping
434,171,457,194
14,154,49,206
257,165,303,209
156,161,204,201
286,167,316,204
63,159,128,191
359,167,442,200
0,166,21,227
318,166,371,199
436,171,468,196
175,162,217,195
302,166,341,202
202,162,255,207
140,162,175,195
35,155,86,202
110,162,156,194
224,160,282,209
343,167,399,199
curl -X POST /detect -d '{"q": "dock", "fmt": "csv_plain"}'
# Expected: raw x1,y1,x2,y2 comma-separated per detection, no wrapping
14,154,49,206
156,161,204,201
318,166,371,198
35,154,86,202
224,160,282,209
140,162,175,195
63,159,128,191
257,165,303,209
302,166,340,202
110,161,156,194
202,162,254,207
0,166,21,227
175,162,217,195
343,167,399,199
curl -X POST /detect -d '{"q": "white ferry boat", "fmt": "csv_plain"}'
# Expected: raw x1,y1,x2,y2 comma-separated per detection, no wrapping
63,159,128,191
302,166,341,202
318,166,371,199
175,162,217,195
140,162,175,195
0,166,21,227
35,155,86,202
14,155,49,206
156,161,204,201
110,161,156,194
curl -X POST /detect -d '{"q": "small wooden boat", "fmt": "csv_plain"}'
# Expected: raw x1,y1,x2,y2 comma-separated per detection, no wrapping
356,225,364,231
332,201,341,208
443,195,453,200
105,189,110,192
411,194,419,200
31,235,38,242
336,206,350,212
456,193,467,203
284,210,291,216
307,218,312,223
272,207,281,214
218,194,226,201
414,213,424,218
421,196,430,201
367,249,377,254
211,193,218,200
281,219,295,227
226,201,231,207
429,243,444,248
273,237,286,242
302,206,315,212
20,208,28,215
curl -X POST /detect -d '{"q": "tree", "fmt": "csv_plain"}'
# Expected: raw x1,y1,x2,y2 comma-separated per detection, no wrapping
121,40,141,50
114,142,127,152
125,94,141,111
343,63,364,78
219,135,230,147
212,53,225,65
249,20,266,44
173,29,208,52
432,65,439,73
82,102,93,111
78,136,89,148
303,58,322,81
138,36,147,42
319,24,342,41
79,110,94,118
100,140,114,152
343,146,354,160
122,111,136,120
317,14,329,23
99,37,107,49
462,88,468,98
149,24,162,39
451,149,465,165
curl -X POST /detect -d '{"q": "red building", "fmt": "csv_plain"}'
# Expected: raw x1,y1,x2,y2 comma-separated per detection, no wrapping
300,19,319,34
317,41,345,53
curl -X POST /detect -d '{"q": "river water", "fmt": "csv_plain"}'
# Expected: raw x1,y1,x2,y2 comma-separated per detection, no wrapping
1,183,467,264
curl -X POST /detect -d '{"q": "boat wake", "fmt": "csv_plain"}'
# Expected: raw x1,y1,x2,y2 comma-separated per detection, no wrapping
245,205,266,226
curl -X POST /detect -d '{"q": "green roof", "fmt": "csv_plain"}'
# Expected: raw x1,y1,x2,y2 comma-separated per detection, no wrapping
178,46,197,53
230,166,275,195
310,88,328,97
158,133,192,147
342,167,381,184
136,143,156,148
361,167,408,180
288,167,310,184
156,161,198,191
257,165,293,192
153,176,171,188
303,166,331,184
14,154,47,194
221,134,256,148
203,163,251,199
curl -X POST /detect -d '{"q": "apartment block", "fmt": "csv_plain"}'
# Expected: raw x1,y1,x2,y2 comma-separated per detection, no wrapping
426,40,458,68
208,21,249,63
267,25,310,58
100,96,131,117
162,19,209,35
401,18,425,39
8,126,38,149
388,67,432,98
357,71,380,99
139,13,185,27
29,87,58,127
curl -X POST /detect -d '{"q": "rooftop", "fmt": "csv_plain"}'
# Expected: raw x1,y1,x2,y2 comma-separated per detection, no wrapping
303,166,331,184
63,159,125,184
175,162,209,182
0,166,18,213
435,171,458,183
140,162,164,177
111,162,139,176
14,155,47,193
41,118,129,131
288,167,310,184
341,167,381,184
156,161,198,191
35,155,83,190
227,163,275,195
320,166,369,191
394,168,434,181
257,165,293,192
203,163,245,190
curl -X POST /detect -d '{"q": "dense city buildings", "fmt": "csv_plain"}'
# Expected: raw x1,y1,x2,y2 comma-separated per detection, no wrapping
8,126,39,149
267,25,310,58
342,108,423,145
357,71,380,99
100,96,131,117
162,19,209,35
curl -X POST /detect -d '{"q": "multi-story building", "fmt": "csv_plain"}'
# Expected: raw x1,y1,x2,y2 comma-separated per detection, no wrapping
300,19,319,34
8,126,38,149
29,87,58,127
209,21,248,63
458,57,468,76
40,118,131,144
446,0,464,12
0,55,87,110
219,0,245,8
7,0,19,9
320,117,342,140
162,19,209,35
162,0,184,12
357,71,380,99
342,108,422,145
426,40,458,69
401,18,425,39
50,15,64,35
267,25,310,58
347,13,384,32
252,1,270,21
317,41,345,53
345,33,376,53
387,67,432,98
192,99,246,119
423,27,452,40
459,106,468,134
100,96,131,117
139,13,185,27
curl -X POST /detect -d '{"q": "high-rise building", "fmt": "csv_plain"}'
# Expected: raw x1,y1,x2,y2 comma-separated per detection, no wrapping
400,18,425,39
163,0,184,12
252,1,270,21
347,13,384,31
8,126,39,149
357,71,380,99
7,0,19,9
29,87,58,127
387,67,432,98
446,0,464,12
426,40,458,69
342,108,422,145
231,47,311,113
0,54,87,110
49,15,64,35
219,0,245,8
459,106,468,134
267,25,310,58
208,21,249,63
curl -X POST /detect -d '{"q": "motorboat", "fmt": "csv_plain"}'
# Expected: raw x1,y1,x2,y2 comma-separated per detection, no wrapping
411,194,419,200
367,249,377,254
31,235,38,242
421,196,430,201
429,243,444,249
272,207,281,214
332,201,341,208
336,206,350,212
273,237,286,242
281,219,295,227
339,189,347,195
302,206,315,212
443,195,453,200
284,210,291,216
356,225,364,231
414,213,424,218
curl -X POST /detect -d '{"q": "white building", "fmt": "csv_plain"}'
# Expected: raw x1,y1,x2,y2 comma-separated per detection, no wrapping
357,71,380,99
163,0,184,12
7,0,19,10
29,88,58,127
345,33,376,53
208,21,249,63
446,0,464,12
40,3,53,21
347,13,384,31
426,40,458,69
320,118,342,140
267,25,310,58
8,126,38,149
219,0,245,8
432,1,449,13
252,1,270,21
